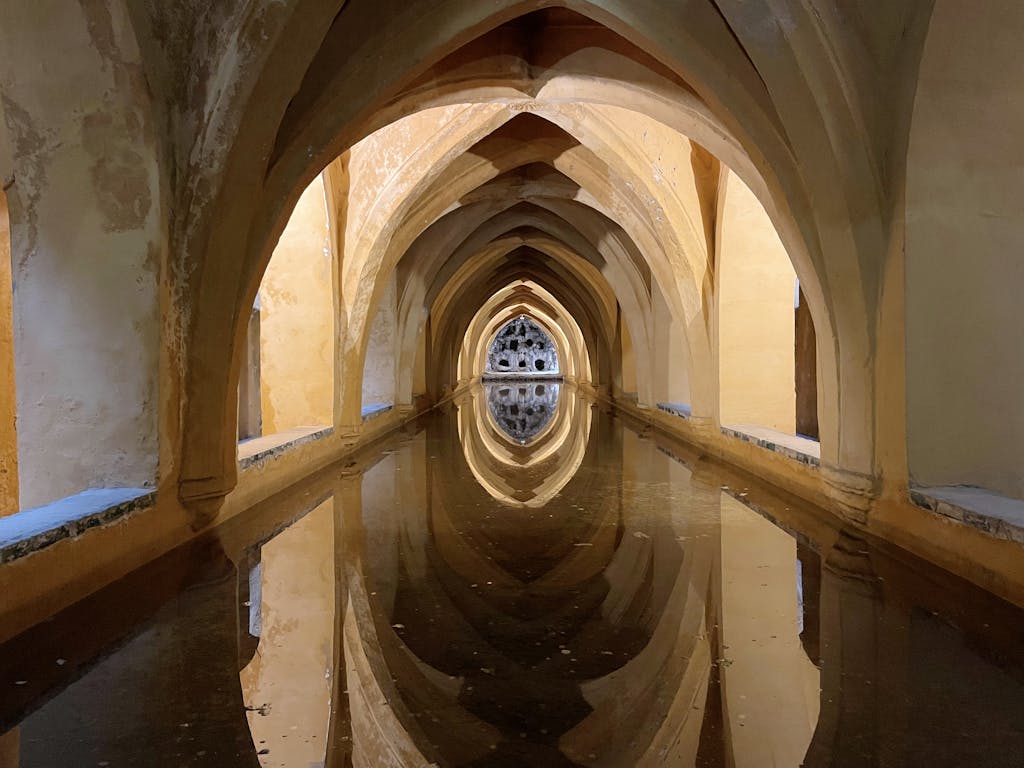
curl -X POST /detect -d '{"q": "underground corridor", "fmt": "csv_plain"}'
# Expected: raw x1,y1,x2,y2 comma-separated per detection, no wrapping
1,3,1024,767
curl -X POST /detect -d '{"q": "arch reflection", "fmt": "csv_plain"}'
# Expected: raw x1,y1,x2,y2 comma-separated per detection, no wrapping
459,383,592,508
341,390,822,766
486,382,560,444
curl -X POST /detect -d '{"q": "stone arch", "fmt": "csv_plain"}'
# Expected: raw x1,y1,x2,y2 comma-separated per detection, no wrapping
340,107,697,429
177,0,882,511
438,263,607,396
392,190,657,408
464,289,590,386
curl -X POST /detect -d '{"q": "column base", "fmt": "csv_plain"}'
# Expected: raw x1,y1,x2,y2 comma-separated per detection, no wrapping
822,464,878,526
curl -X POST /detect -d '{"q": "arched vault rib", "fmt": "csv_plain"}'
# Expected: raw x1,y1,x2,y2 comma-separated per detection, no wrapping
429,253,613,398
178,3,880,510
339,108,711,430
423,221,621,388
393,197,655,407
460,283,593,388
471,300,580,384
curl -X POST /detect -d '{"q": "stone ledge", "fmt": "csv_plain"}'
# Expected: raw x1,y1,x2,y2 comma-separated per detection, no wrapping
910,486,1024,545
721,424,821,467
361,403,393,421
0,488,155,564
656,402,691,419
238,426,333,470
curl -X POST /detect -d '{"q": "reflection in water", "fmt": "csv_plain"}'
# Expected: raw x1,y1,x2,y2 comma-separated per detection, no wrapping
486,382,560,443
3,385,1024,767
239,500,335,767
462,384,590,509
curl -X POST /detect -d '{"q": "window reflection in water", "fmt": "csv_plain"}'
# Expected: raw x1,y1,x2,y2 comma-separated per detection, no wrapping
486,382,561,444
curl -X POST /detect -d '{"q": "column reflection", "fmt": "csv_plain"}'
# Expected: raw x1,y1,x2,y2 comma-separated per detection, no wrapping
338,385,820,766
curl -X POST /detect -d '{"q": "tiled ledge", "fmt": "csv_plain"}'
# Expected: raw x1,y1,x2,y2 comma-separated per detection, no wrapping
656,402,692,419
238,426,333,470
910,486,1024,545
361,403,393,421
721,424,821,467
0,488,155,564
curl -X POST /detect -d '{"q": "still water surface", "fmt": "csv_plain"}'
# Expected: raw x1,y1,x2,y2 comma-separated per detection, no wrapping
2,384,1024,767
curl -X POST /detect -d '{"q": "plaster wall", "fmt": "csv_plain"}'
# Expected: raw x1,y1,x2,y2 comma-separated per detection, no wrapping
587,104,705,251
718,171,796,433
0,0,161,507
343,106,465,260
906,0,1024,498
258,175,334,434
362,273,397,408
652,283,690,406
0,191,17,513
240,499,335,767
342,105,465,326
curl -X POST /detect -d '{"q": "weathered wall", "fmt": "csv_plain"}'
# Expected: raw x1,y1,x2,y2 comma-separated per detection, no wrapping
0,191,17,513
718,171,796,433
259,175,334,434
906,0,1024,498
0,0,161,507
361,273,397,408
